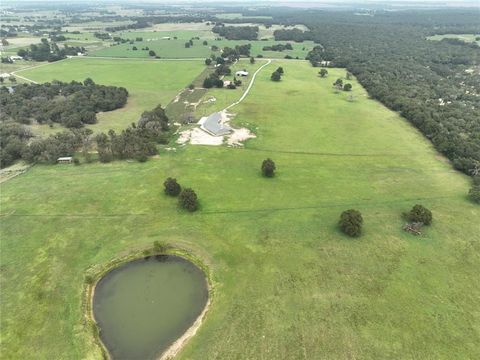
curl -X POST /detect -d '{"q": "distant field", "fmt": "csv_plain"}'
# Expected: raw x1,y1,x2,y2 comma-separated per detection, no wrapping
92,38,314,59
216,13,273,20
427,33,480,45
15,58,205,134
1,60,478,359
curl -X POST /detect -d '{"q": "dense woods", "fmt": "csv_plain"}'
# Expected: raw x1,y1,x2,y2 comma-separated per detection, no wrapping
0,79,128,128
273,10,480,176
212,24,259,40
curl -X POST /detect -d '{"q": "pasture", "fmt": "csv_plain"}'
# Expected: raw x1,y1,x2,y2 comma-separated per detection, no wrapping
92,37,314,59
427,33,480,45
1,60,479,359
14,58,205,135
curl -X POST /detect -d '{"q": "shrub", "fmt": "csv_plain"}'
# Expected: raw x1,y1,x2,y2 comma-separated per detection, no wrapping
73,158,80,165
179,188,198,212
407,204,432,225
276,67,284,74
338,209,363,237
164,177,181,196
319,68,328,77
188,84,195,90
468,185,480,203
261,158,276,177
343,83,352,91
153,240,167,253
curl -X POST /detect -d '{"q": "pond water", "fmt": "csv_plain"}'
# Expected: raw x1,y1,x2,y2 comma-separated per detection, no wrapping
93,255,209,360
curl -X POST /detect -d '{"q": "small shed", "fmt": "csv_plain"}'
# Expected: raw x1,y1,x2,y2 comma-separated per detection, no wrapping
57,157,73,164
235,70,249,77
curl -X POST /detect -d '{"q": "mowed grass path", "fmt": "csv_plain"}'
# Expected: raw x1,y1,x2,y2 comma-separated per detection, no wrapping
1,61,479,359
15,58,205,135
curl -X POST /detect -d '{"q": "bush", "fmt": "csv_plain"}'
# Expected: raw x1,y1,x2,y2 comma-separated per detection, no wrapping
276,67,284,74
153,240,167,253
261,158,276,177
468,185,480,203
407,204,432,225
164,177,181,196
188,84,195,90
179,188,198,212
343,83,352,91
338,209,363,237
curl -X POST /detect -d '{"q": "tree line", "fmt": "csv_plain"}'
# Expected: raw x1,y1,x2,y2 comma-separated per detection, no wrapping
0,101,171,168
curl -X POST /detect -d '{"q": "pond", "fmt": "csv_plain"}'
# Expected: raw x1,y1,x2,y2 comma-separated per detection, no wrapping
93,255,209,360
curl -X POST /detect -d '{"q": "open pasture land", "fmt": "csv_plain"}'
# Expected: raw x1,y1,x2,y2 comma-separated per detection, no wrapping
15,58,205,135
427,33,480,44
1,61,479,359
92,36,315,59
215,13,274,20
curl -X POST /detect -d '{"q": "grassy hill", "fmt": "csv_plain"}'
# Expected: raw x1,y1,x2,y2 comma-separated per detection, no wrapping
1,60,478,359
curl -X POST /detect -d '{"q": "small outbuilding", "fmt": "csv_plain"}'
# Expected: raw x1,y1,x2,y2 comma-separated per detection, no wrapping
57,157,73,164
235,70,249,77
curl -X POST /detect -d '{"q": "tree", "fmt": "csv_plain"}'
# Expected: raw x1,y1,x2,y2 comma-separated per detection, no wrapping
132,46,137,51
203,77,214,88
188,84,195,90
271,71,281,82
333,78,343,89
407,204,433,225
319,68,328,77
205,58,212,65
338,209,363,237
164,177,181,196
343,83,352,91
185,42,191,48
276,67,284,74
203,40,208,46
179,188,198,212
250,57,255,64
261,158,276,177
468,185,480,203
148,50,156,57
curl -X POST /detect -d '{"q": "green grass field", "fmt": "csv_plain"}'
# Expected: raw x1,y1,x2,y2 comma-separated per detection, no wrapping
427,33,480,45
14,58,205,135
92,39,314,59
1,60,479,359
